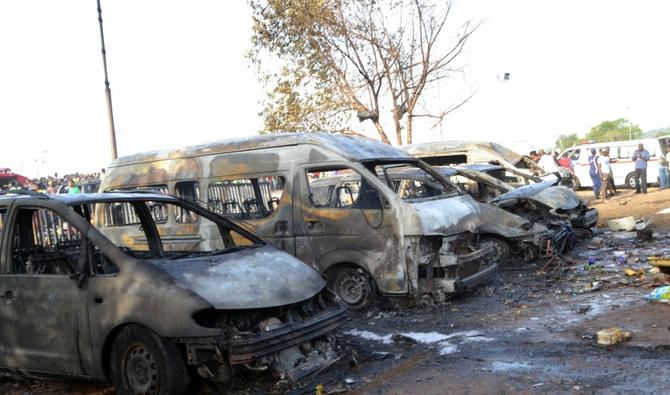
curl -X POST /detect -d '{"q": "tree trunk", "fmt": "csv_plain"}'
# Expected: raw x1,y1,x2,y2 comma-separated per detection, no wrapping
405,115,413,145
373,121,391,145
393,110,403,145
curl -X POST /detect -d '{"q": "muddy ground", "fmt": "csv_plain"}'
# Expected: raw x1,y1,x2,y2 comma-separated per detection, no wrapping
2,188,670,394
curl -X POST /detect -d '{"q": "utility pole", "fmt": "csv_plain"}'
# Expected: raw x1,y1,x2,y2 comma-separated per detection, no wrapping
96,0,118,160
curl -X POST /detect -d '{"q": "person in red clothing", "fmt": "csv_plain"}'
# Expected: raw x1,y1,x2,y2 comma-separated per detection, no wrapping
558,152,574,175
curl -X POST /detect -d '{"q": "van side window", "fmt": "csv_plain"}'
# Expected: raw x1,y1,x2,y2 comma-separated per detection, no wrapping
566,149,580,161
105,184,169,225
104,201,168,226
207,176,285,220
618,146,634,159
306,168,380,209
422,154,468,166
11,208,82,275
174,181,200,223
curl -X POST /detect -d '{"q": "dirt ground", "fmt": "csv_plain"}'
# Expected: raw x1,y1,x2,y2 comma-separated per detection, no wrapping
2,187,670,394
579,186,670,229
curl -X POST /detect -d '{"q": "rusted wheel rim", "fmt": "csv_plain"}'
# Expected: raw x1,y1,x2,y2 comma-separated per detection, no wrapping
338,271,370,306
124,343,159,395
482,238,509,262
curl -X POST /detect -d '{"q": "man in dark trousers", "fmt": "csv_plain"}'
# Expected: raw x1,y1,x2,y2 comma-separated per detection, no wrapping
631,143,650,193
588,148,601,198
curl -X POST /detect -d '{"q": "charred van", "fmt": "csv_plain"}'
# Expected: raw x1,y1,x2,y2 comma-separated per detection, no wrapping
101,133,498,308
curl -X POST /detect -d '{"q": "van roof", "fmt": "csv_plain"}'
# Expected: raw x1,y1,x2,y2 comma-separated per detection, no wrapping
562,136,669,151
402,140,523,164
109,133,410,167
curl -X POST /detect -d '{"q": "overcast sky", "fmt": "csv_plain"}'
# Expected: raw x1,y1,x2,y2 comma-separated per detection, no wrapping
1,0,669,176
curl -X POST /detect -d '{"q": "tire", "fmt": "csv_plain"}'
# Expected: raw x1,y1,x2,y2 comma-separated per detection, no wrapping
571,175,581,191
480,236,510,263
330,267,376,309
110,325,189,395
625,172,637,189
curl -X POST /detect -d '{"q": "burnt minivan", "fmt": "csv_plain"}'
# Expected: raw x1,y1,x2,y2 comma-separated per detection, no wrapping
101,133,497,308
0,191,346,393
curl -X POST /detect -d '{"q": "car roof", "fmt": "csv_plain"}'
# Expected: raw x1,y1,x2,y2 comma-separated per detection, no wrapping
0,191,177,205
457,164,505,172
109,133,410,168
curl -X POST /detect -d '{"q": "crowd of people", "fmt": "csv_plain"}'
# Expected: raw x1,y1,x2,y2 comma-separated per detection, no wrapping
0,170,104,194
527,143,667,201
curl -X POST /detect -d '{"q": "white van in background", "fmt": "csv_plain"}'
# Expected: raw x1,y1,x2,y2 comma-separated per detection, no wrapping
562,136,670,189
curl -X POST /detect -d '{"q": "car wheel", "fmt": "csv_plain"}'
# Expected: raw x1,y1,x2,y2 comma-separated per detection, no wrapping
572,176,581,191
110,325,189,395
481,236,510,262
331,267,376,309
625,172,637,189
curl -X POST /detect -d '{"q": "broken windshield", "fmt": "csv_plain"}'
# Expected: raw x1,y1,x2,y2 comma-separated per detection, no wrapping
363,160,461,201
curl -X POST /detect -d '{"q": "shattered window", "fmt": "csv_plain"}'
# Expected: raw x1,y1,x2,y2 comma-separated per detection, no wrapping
11,208,82,275
207,176,285,220
174,181,200,223
105,185,169,225
306,168,380,209
374,162,459,201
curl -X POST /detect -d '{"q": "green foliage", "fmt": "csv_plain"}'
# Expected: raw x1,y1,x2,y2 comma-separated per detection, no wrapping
555,133,580,150
250,0,348,133
585,118,642,143
645,126,670,138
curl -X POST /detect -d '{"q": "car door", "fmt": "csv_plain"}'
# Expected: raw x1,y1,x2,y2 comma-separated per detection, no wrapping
294,164,404,291
0,204,87,375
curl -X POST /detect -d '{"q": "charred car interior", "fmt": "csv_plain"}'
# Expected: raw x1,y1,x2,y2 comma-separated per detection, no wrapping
0,191,347,393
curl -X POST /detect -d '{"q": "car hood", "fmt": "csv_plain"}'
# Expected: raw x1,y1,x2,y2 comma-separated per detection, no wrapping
403,195,482,235
490,177,581,210
531,186,581,210
489,179,558,204
147,245,325,309
402,194,545,238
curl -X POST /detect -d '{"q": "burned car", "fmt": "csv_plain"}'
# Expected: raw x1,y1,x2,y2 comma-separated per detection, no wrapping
457,164,598,231
374,168,572,261
101,133,498,308
0,191,347,393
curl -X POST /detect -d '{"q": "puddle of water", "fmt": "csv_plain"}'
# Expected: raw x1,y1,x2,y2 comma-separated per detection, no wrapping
490,361,532,372
344,329,495,355
399,331,451,344
344,329,393,344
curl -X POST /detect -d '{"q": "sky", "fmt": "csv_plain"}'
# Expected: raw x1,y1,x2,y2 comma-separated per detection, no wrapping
1,0,669,176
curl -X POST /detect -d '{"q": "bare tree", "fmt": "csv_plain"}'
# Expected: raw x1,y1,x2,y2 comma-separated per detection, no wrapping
250,0,478,144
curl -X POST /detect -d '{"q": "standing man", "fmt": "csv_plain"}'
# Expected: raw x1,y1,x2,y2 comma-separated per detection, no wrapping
631,143,650,193
588,148,601,199
659,148,669,189
597,149,615,200
537,149,559,173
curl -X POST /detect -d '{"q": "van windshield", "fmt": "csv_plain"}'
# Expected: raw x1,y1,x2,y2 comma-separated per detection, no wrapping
364,160,461,201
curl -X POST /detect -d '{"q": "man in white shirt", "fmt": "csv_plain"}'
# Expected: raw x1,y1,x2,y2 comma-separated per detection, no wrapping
597,148,614,200
537,149,559,173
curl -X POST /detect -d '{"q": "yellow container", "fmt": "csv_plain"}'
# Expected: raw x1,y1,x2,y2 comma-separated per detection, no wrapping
596,327,632,346
648,256,670,268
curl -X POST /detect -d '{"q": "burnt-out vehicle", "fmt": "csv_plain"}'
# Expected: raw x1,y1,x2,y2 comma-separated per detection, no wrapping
100,133,498,308
310,172,553,262
455,164,598,231
0,191,347,393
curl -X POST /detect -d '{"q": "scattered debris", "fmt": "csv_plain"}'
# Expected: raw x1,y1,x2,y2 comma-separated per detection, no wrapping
596,327,632,346
643,286,670,303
